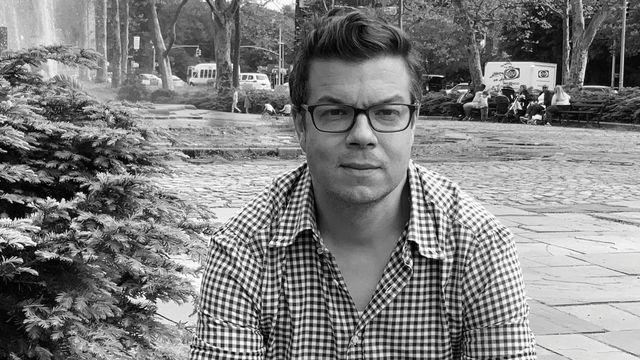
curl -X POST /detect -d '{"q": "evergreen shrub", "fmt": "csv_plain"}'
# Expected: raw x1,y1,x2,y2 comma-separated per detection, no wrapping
165,88,291,114
150,88,176,103
117,83,150,102
566,87,640,124
419,92,455,116
1,46,212,360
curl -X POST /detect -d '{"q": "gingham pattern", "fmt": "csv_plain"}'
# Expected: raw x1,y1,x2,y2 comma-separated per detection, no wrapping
190,160,536,359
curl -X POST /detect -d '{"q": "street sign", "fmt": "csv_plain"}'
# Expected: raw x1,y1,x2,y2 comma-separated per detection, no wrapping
133,36,140,50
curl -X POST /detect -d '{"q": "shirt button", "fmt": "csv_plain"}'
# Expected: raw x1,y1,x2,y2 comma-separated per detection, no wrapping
350,334,361,346
317,247,327,255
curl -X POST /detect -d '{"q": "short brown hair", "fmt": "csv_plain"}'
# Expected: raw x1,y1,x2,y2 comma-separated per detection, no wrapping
289,8,422,110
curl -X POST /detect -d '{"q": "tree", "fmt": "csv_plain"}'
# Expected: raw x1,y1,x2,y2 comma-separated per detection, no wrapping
148,0,191,90
120,0,130,78
538,0,621,86
204,0,240,90
449,0,522,87
0,45,211,359
95,0,109,82
111,0,122,87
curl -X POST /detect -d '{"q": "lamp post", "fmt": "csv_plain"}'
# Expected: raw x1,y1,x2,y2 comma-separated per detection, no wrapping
619,0,628,90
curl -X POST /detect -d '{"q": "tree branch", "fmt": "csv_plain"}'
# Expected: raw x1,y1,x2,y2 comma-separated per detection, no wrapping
166,0,191,53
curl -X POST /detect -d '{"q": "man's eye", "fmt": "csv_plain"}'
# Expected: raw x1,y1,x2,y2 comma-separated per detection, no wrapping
374,108,400,117
328,109,347,116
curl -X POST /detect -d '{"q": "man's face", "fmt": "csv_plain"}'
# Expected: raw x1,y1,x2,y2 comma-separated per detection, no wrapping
294,56,415,205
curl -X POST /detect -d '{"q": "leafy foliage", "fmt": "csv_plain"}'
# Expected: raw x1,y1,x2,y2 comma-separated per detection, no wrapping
161,87,291,114
596,87,640,124
419,92,456,115
0,46,213,360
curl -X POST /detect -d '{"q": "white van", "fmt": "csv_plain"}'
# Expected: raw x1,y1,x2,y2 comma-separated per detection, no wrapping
240,72,271,90
187,63,216,86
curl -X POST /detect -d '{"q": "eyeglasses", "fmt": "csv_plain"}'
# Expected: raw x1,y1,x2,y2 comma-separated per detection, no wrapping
300,103,418,133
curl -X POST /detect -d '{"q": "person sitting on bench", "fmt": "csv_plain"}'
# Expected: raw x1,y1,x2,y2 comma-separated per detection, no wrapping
545,85,571,122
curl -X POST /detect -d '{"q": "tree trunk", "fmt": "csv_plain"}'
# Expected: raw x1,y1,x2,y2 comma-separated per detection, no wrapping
232,4,240,88
111,0,122,87
561,0,570,84
451,0,483,88
80,0,96,81
206,0,239,91
95,0,108,82
466,32,483,88
566,0,615,86
213,17,233,90
148,0,174,90
120,0,129,79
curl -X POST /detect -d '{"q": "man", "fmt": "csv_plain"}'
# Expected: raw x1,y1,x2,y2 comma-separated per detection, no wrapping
190,8,536,359
538,85,553,108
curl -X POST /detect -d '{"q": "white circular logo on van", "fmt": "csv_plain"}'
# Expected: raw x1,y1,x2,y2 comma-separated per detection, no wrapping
504,68,520,80
538,70,550,78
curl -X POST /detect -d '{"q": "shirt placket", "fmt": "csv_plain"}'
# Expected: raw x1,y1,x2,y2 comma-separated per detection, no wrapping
346,239,414,360
316,243,360,359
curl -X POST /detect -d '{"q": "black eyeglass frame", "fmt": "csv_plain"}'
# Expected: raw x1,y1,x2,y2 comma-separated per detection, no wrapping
300,103,420,133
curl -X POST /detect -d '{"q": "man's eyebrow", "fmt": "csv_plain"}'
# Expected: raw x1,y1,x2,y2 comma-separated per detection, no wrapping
314,95,408,104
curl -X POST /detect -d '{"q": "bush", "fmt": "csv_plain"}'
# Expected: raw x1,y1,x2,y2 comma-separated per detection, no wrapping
150,88,176,103
243,89,290,113
419,92,456,116
117,83,150,102
1,46,212,360
599,87,640,124
165,87,291,114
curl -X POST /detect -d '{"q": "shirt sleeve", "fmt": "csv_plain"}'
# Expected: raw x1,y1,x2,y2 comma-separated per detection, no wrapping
190,231,265,360
461,226,537,359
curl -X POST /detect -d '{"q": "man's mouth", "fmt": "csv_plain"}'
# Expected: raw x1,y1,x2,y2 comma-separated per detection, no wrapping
341,163,380,170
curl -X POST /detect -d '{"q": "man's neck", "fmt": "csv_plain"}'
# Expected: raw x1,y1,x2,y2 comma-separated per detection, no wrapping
315,181,410,251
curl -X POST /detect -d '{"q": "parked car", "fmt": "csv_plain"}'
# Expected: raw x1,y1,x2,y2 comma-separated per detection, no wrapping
445,82,470,95
240,72,272,90
171,75,187,87
138,73,161,86
580,85,618,95
422,74,445,93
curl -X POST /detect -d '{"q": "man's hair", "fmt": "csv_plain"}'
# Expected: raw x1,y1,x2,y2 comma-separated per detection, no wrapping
289,8,422,109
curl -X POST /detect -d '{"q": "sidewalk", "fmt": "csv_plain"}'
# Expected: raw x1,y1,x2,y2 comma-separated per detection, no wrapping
149,108,640,359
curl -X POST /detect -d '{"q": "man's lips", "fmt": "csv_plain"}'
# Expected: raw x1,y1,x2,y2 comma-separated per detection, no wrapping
340,162,381,170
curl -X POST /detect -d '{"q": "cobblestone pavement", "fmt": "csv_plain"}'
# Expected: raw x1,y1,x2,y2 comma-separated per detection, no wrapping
158,158,640,212
150,109,640,359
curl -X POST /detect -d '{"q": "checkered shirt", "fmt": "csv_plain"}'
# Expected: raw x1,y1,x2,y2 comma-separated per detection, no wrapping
190,160,536,359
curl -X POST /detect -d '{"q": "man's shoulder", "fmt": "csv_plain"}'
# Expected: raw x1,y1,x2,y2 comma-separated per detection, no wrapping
411,163,506,237
213,163,308,250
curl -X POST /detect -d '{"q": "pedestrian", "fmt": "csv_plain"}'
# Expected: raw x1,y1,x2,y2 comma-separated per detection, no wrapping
243,92,251,113
190,8,536,359
231,88,241,113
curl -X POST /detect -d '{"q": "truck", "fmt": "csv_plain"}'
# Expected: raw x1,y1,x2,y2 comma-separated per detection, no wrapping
484,61,557,92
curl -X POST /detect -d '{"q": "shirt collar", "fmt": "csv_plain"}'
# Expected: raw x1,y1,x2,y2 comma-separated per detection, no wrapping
270,164,318,247
269,161,447,261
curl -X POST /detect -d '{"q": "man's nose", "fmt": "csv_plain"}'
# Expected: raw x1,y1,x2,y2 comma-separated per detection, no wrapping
345,112,378,147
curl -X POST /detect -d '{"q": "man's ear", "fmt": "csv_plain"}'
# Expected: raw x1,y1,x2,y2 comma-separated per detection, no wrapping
292,109,307,153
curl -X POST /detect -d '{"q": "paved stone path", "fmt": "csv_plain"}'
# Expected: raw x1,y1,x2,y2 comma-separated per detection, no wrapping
149,108,640,359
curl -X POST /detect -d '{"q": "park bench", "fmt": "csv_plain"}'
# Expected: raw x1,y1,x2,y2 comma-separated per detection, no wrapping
554,100,606,126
